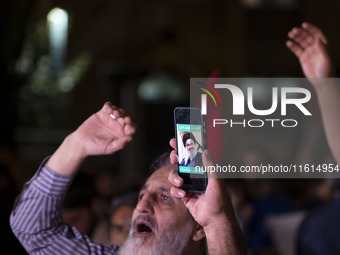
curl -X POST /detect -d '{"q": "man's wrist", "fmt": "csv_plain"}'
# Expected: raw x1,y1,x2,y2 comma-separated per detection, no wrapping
204,215,247,255
203,215,230,236
46,132,86,175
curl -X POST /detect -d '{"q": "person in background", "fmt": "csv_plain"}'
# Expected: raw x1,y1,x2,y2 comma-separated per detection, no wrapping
287,22,340,255
286,22,340,164
108,191,138,246
92,190,138,246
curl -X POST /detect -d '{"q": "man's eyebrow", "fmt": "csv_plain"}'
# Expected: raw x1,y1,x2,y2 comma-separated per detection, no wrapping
158,187,170,193
140,184,148,191
139,185,170,193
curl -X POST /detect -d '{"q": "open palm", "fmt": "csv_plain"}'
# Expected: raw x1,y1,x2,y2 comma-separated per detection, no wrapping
287,22,333,78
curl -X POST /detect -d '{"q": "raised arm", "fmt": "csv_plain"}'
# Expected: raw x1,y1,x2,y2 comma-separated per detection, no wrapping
287,22,340,164
168,138,247,255
10,102,136,254
286,22,334,78
47,102,136,175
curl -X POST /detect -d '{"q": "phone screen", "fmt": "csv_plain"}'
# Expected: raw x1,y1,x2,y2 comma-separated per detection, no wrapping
174,107,207,193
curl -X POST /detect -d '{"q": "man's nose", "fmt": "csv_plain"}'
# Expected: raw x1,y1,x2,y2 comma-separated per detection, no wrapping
136,193,154,214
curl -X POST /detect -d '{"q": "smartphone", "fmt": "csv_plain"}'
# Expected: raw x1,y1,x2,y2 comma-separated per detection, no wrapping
174,107,207,193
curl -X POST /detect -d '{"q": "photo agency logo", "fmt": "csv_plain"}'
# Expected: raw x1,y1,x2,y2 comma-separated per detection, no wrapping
196,79,312,128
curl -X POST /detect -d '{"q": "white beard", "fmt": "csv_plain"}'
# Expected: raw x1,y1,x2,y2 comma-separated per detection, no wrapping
189,148,197,161
118,219,194,255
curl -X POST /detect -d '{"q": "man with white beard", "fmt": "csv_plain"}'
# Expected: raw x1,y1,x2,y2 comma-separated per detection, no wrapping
10,102,246,255
119,161,197,255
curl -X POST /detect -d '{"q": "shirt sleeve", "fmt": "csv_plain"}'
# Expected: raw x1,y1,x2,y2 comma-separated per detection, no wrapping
10,157,119,255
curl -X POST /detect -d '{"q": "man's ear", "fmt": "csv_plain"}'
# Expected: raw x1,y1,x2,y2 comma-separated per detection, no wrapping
192,223,205,241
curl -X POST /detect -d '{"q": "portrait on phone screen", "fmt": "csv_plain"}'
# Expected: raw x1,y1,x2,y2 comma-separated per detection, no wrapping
174,107,207,192
177,130,203,171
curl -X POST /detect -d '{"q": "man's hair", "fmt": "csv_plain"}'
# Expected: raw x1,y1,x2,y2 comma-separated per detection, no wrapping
148,150,172,176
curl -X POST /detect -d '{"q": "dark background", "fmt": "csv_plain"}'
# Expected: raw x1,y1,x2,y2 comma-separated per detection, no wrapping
2,0,340,182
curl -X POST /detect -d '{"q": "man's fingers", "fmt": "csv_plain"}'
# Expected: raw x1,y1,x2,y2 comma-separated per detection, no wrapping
117,117,126,126
289,27,314,48
169,138,176,150
302,22,328,45
124,123,136,136
122,116,137,135
106,135,133,154
288,28,313,50
104,104,136,137
286,40,303,58
169,138,178,164
170,150,178,164
170,186,186,199
113,109,123,118
168,168,192,202
168,169,183,187
124,116,134,126
102,101,118,113
117,108,126,117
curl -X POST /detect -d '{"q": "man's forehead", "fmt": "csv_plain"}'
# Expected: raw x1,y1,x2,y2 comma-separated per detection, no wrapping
145,165,175,185
139,169,171,194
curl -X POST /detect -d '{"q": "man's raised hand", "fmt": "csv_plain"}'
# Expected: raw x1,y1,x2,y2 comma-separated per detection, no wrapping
286,22,334,78
46,102,136,175
76,102,136,156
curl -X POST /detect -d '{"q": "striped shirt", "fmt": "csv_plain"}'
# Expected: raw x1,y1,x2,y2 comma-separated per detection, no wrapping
10,157,119,255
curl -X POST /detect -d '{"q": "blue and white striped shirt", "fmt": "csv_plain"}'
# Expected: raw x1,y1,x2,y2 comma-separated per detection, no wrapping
10,157,119,255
